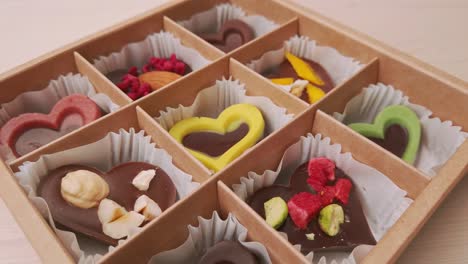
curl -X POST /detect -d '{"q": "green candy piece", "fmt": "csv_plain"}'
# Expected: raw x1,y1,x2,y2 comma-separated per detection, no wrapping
264,197,288,229
318,204,344,237
348,105,421,164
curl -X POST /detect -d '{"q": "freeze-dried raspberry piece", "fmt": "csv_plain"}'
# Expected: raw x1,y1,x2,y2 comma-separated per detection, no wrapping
307,157,336,192
127,66,139,76
287,192,322,229
334,178,352,205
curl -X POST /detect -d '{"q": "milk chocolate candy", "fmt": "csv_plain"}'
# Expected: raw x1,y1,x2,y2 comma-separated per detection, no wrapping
248,163,376,253
37,162,177,246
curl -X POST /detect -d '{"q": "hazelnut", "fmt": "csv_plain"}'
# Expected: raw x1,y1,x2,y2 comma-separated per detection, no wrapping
60,170,109,209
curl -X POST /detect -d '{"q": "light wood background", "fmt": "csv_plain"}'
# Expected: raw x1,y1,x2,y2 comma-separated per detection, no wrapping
0,0,466,263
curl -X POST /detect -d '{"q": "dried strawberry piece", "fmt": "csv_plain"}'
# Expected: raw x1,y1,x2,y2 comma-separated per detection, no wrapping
319,186,335,207
306,157,336,192
334,178,352,205
287,192,322,229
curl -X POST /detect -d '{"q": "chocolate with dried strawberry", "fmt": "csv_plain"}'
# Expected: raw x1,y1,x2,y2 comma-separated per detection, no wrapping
247,158,376,253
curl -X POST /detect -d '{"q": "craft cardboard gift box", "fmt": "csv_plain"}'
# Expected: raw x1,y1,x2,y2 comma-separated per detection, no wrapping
0,0,466,263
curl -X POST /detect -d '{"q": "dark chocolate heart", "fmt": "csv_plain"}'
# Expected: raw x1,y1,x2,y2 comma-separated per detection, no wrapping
199,19,255,53
367,124,408,159
263,58,335,103
37,162,177,246
0,95,102,157
247,163,376,253
182,123,249,157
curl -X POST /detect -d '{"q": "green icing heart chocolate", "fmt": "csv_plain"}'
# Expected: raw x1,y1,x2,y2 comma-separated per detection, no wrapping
348,105,421,164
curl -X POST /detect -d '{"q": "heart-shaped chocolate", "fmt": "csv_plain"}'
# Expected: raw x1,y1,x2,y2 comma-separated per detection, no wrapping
0,95,101,157
247,163,376,253
348,105,421,164
169,104,264,172
199,19,255,53
37,162,177,246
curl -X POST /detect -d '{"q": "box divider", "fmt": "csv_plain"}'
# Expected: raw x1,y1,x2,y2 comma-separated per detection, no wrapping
230,17,299,64
312,110,429,199
0,160,75,263
361,142,468,264
217,181,309,264
230,58,307,115
100,180,220,264
137,57,230,116
226,16,298,57
136,106,211,182
316,57,380,115
163,16,225,61
74,52,132,106
9,105,139,171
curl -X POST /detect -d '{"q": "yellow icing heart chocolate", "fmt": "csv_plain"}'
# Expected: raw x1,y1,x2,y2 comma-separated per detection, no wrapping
169,104,265,172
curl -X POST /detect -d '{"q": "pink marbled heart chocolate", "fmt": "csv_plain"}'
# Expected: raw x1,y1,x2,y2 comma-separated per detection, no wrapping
0,94,102,157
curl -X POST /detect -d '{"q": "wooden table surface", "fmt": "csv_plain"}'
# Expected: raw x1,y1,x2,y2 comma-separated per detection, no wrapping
0,0,467,263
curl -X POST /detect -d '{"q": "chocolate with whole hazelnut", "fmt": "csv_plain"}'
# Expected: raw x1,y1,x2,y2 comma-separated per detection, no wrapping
37,162,176,245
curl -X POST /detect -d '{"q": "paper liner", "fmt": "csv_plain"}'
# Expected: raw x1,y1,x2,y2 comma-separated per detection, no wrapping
232,133,413,263
332,83,468,177
247,35,362,94
178,3,278,40
155,77,293,136
149,211,272,264
0,73,120,161
15,128,200,263
93,31,211,75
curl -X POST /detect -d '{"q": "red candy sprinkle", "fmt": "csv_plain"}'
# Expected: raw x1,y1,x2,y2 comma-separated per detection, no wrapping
306,157,336,192
287,192,322,229
115,54,186,100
